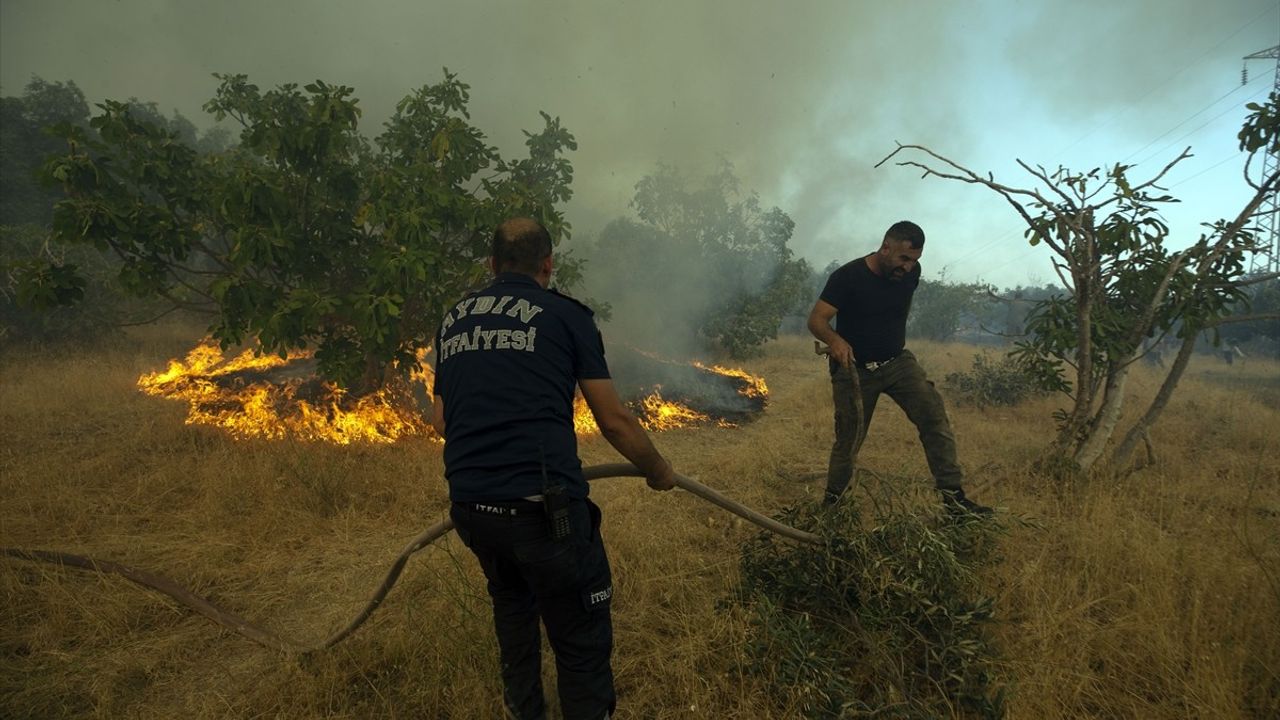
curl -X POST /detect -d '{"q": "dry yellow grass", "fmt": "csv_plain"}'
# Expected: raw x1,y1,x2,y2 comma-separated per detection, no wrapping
2,326,1277,718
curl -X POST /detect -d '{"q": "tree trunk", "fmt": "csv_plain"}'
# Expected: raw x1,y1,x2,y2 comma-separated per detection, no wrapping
1073,362,1130,473
1055,275,1097,454
1111,325,1200,469
358,352,389,396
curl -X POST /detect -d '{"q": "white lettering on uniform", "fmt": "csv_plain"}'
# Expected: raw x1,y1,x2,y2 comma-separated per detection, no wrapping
490,296,514,315
436,296,543,363
506,299,543,324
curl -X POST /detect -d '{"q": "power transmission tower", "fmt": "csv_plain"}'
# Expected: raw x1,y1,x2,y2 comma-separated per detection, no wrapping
1243,45,1279,275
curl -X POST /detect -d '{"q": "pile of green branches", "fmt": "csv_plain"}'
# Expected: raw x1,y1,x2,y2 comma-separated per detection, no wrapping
735,482,1008,718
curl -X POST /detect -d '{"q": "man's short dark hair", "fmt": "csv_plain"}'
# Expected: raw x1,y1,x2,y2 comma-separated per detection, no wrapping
492,217,553,274
884,220,925,249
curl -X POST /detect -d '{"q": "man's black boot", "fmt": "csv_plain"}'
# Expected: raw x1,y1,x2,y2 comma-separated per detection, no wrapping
941,488,993,517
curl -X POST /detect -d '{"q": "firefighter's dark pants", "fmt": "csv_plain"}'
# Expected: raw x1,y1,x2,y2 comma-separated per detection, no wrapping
826,349,964,499
450,498,615,720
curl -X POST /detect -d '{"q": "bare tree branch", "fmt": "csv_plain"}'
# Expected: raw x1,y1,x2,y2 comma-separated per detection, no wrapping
876,143,1072,258
1016,160,1077,207
1239,271,1280,287
1204,312,1280,327
115,304,186,327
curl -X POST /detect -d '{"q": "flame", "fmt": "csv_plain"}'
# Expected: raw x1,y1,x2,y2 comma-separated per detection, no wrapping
138,341,436,445
637,389,709,430
572,388,711,434
140,341,770,444
693,361,769,398
573,395,599,435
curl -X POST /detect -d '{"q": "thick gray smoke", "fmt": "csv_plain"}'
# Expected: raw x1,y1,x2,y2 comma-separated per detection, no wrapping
2,0,1275,291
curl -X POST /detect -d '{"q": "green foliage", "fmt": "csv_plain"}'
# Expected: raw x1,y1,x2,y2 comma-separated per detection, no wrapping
1239,92,1280,155
0,224,147,346
887,94,1278,470
32,70,579,390
119,98,230,154
906,275,991,341
735,488,1007,718
1219,276,1280,345
945,353,1046,408
586,163,810,359
0,78,90,226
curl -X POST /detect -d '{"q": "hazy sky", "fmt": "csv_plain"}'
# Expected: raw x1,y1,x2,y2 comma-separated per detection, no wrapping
2,0,1277,289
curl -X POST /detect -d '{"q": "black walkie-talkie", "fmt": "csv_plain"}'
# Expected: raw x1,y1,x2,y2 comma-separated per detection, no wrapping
541,444,571,541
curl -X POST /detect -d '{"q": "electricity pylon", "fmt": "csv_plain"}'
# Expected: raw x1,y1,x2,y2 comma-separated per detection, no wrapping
1243,45,1279,275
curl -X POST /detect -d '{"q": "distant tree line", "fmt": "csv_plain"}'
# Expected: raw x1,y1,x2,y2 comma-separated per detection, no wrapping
0,77,229,346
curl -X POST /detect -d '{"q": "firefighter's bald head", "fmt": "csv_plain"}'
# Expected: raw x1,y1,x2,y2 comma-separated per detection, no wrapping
492,218,553,283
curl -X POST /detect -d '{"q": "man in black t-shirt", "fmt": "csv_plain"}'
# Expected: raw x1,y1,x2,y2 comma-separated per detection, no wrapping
807,220,990,515
431,217,675,720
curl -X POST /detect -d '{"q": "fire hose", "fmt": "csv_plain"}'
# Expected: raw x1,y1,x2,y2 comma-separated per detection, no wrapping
3,463,819,654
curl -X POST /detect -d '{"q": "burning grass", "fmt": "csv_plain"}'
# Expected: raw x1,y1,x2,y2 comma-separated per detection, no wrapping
2,327,1278,719
139,340,771,442
136,342,435,445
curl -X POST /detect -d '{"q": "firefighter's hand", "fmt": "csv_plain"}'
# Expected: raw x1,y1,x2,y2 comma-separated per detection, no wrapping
646,458,676,491
827,336,855,368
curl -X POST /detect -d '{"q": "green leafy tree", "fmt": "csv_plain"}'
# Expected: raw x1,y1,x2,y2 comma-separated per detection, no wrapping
25,71,578,390
119,98,231,154
0,224,146,346
906,274,992,341
587,163,811,358
1218,274,1280,349
0,78,90,226
879,92,1280,474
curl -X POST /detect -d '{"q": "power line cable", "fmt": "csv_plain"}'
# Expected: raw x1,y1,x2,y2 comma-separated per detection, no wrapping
1169,151,1246,189
1055,3,1277,157
1134,85,1270,167
943,227,1023,270
1122,74,1265,163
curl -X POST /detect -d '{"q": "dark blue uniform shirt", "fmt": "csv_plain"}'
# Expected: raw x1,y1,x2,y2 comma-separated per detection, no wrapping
432,272,610,501
819,256,921,372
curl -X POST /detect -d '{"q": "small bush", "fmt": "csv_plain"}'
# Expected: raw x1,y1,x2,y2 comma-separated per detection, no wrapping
1,223,164,349
945,353,1044,408
734,483,1007,718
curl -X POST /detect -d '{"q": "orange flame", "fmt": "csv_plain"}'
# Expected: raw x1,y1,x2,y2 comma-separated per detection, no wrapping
140,342,769,443
573,395,599,435
138,341,436,445
572,388,713,434
693,362,770,398
637,389,709,430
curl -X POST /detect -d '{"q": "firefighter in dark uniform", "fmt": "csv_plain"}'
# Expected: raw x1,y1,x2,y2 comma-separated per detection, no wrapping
431,217,675,720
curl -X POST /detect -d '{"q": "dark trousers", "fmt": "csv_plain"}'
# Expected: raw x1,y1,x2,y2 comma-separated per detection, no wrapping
826,349,964,498
450,498,615,720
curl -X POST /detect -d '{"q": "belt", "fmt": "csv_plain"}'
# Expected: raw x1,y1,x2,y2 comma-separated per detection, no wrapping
860,355,900,372
458,499,544,517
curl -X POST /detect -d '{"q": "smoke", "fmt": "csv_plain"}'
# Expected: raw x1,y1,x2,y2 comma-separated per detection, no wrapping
2,0,1275,292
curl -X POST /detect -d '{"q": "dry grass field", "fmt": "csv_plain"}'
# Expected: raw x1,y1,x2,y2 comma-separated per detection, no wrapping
2,323,1278,718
